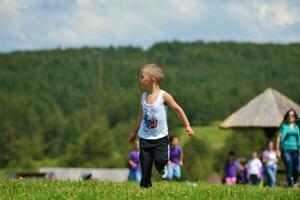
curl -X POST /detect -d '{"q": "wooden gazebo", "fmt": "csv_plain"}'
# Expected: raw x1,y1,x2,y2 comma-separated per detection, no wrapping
220,88,300,140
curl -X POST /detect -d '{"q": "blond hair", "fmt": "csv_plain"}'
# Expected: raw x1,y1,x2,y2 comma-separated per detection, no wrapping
142,64,165,83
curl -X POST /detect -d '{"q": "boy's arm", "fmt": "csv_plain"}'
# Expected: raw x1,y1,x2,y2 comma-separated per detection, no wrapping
129,109,143,144
163,92,194,136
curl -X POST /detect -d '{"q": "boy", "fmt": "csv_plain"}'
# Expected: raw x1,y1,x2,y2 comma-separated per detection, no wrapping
129,64,194,188
168,136,184,180
128,141,141,181
247,151,262,185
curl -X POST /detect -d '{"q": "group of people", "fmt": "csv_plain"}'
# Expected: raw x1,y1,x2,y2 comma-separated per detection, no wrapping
224,109,300,187
128,136,184,182
224,144,276,187
125,63,299,189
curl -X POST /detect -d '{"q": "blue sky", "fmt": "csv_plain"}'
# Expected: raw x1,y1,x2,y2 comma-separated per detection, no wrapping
0,0,300,52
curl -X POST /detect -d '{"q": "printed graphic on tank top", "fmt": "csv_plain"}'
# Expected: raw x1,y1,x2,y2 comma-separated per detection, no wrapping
138,90,168,140
143,109,158,130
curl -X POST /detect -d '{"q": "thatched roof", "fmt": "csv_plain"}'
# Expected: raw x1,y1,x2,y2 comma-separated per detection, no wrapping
220,88,300,128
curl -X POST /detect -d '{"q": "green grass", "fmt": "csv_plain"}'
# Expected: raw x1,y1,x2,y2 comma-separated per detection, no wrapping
176,122,234,150
1,180,299,200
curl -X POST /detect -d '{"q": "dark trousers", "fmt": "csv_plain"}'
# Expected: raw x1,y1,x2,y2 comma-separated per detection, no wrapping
249,174,260,185
282,150,299,187
139,136,169,188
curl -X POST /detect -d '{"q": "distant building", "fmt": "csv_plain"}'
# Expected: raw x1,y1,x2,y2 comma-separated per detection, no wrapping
220,88,300,139
40,167,128,182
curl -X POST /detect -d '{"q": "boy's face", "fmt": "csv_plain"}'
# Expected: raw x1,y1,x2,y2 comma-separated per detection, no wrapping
251,152,257,159
140,68,154,89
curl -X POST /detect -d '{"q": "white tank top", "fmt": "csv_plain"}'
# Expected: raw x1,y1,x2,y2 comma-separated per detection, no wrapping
138,90,168,140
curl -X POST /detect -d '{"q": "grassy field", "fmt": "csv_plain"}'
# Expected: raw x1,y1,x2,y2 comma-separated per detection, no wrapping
1,180,299,200
175,122,234,150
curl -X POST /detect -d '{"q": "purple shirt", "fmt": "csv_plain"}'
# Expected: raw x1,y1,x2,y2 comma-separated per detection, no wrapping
240,167,248,184
224,161,239,178
169,146,183,165
128,150,140,171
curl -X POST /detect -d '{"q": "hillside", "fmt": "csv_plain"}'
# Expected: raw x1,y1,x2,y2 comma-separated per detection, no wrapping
0,41,299,179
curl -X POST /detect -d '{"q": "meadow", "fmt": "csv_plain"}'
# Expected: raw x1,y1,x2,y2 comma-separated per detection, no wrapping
175,122,234,151
1,180,299,200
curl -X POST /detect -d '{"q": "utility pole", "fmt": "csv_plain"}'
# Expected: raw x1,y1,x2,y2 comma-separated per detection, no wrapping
98,51,104,90
93,50,104,90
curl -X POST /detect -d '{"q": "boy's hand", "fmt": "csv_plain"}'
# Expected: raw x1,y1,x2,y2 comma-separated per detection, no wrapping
185,126,194,136
128,132,137,144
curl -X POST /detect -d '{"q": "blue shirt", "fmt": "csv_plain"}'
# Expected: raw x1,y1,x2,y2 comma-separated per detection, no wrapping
280,123,300,150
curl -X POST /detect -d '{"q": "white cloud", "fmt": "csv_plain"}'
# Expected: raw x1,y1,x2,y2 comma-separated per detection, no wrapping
0,0,28,40
46,0,207,45
0,0,299,52
254,1,300,28
226,0,300,32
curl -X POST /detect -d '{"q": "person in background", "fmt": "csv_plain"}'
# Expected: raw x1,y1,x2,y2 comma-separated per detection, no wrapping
276,109,300,187
263,141,278,187
82,172,93,181
247,151,263,186
128,140,141,181
237,157,248,184
258,162,265,187
167,136,183,180
224,150,239,185
48,172,56,181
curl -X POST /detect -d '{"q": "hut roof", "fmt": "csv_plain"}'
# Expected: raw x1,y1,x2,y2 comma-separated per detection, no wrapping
219,88,300,128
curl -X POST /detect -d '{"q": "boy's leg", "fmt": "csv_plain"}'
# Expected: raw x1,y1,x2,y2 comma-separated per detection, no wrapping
139,139,153,188
255,175,260,185
153,136,169,173
136,170,142,182
173,165,181,180
249,175,256,185
128,170,134,181
167,165,173,180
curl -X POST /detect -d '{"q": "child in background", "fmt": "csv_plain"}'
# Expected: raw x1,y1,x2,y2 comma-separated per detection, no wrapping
128,141,141,181
247,151,263,185
257,162,265,187
128,64,194,188
167,136,183,180
224,150,239,185
237,157,248,184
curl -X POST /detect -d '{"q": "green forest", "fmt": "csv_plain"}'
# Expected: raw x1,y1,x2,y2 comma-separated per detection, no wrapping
0,41,299,180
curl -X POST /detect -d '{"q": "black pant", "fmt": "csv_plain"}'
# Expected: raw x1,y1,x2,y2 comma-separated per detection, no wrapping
249,175,260,185
139,136,169,188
